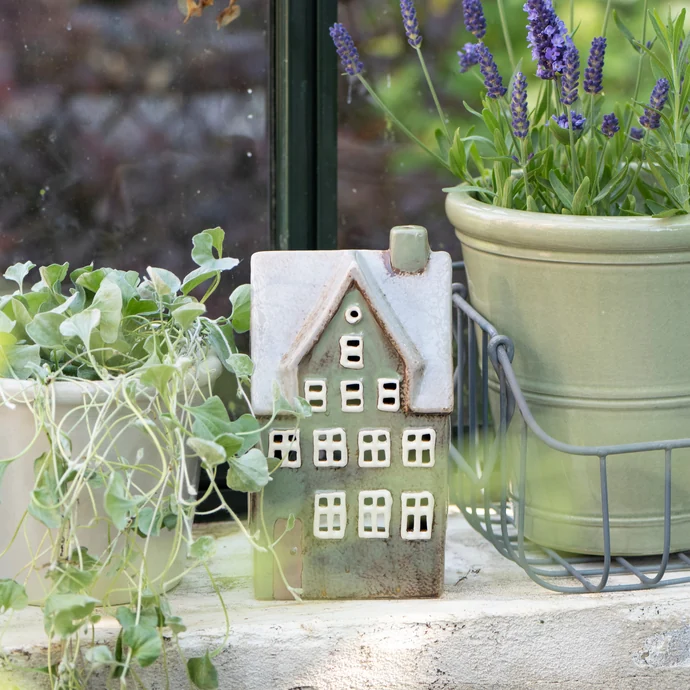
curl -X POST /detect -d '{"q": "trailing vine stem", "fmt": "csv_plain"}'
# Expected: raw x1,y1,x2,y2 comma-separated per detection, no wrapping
0,228,309,690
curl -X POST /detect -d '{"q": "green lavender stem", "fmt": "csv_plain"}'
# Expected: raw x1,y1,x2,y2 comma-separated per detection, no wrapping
497,0,516,69
357,74,452,171
416,47,451,142
601,0,614,36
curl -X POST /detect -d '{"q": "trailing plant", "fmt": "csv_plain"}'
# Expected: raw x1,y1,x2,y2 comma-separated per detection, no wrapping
331,0,690,217
0,229,309,689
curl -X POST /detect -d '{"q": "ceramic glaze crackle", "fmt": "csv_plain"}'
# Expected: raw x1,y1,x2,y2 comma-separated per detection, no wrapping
447,190,690,556
251,227,453,599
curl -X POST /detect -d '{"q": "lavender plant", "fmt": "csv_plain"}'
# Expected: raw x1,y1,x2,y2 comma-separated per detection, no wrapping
331,1,690,217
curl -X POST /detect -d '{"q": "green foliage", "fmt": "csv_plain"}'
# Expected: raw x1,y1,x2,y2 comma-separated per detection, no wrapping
229,284,251,333
0,579,28,613
43,594,100,638
0,227,301,690
227,448,271,493
341,3,690,216
188,653,220,690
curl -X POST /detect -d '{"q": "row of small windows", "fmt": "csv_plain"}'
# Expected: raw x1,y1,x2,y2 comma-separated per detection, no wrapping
314,490,435,540
304,378,400,413
268,428,436,468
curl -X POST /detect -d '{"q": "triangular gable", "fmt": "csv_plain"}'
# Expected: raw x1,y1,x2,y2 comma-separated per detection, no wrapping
277,256,425,411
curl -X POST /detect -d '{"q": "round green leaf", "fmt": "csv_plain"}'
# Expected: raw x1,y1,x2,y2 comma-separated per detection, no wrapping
188,653,219,690
0,579,28,613
226,449,270,493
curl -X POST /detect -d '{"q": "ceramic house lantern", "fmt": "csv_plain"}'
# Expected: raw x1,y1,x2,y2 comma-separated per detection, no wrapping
250,226,453,599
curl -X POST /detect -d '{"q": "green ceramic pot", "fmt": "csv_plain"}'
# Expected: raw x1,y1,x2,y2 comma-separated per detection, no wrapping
446,191,690,556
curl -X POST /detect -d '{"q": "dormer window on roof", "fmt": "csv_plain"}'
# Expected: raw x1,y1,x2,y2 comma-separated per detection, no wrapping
340,335,363,369
341,380,364,412
377,378,400,412
304,379,327,412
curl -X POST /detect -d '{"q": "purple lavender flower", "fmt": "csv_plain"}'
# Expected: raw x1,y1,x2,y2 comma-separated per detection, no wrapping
477,43,507,99
400,0,422,48
458,43,481,73
524,0,570,80
584,37,606,95
463,0,487,39
630,127,645,141
552,111,586,131
560,41,580,105
330,23,363,76
601,113,620,138
511,72,529,138
640,78,670,130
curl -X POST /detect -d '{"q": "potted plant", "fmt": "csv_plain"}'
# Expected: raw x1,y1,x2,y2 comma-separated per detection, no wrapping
331,1,690,556
0,228,308,689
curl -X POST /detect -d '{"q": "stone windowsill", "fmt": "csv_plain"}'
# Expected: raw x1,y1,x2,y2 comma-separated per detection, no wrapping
3,508,690,689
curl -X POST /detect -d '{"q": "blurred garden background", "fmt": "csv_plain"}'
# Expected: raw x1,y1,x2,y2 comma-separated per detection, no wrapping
0,0,674,299
0,0,676,518
337,0,668,253
0,0,271,315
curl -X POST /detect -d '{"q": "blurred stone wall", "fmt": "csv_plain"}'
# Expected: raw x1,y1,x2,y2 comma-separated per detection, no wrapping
0,0,270,314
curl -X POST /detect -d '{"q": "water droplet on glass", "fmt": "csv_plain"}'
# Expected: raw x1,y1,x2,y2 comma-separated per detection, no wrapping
66,23,72,31
346,80,353,105
247,114,254,119
247,88,253,94
247,152,253,158
352,188,357,194
387,74,392,89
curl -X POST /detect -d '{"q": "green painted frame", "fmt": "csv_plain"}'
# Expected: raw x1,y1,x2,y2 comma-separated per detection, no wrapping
271,0,338,251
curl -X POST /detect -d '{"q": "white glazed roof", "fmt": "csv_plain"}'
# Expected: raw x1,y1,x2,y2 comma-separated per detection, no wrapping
250,249,453,416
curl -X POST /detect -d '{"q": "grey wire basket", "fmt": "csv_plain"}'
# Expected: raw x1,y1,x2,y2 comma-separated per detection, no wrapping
450,279,690,593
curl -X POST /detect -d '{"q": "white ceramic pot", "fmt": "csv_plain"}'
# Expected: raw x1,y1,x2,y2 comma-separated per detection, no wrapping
0,356,222,605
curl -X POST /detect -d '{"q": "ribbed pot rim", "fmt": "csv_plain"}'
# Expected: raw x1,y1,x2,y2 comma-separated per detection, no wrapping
446,191,690,254
0,354,223,404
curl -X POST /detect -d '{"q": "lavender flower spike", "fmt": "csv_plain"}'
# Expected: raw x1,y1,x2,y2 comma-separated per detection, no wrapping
524,0,570,80
400,0,422,48
458,43,481,73
630,127,645,141
552,111,586,131
601,113,620,138
560,41,580,105
584,37,606,95
330,23,363,76
463,0,487,39
511,72,529,139
477,44,507,99
640,78,670,130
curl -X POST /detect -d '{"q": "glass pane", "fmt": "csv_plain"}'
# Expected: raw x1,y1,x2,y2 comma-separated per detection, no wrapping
0,0,271,314
336,2,463,256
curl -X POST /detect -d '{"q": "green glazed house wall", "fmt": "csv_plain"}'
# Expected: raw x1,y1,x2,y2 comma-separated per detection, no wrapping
253,286,448,599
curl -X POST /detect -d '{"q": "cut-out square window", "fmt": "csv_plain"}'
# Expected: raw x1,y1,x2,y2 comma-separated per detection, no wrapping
304,379,327,412
314,491,346,539
401,491,435,540
358,490,392,539
268,430,300,468
341,380,364,412
377,378,400,412
340,335,364,369
313,428,348,467
402,428,436,467
358,429,391,468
